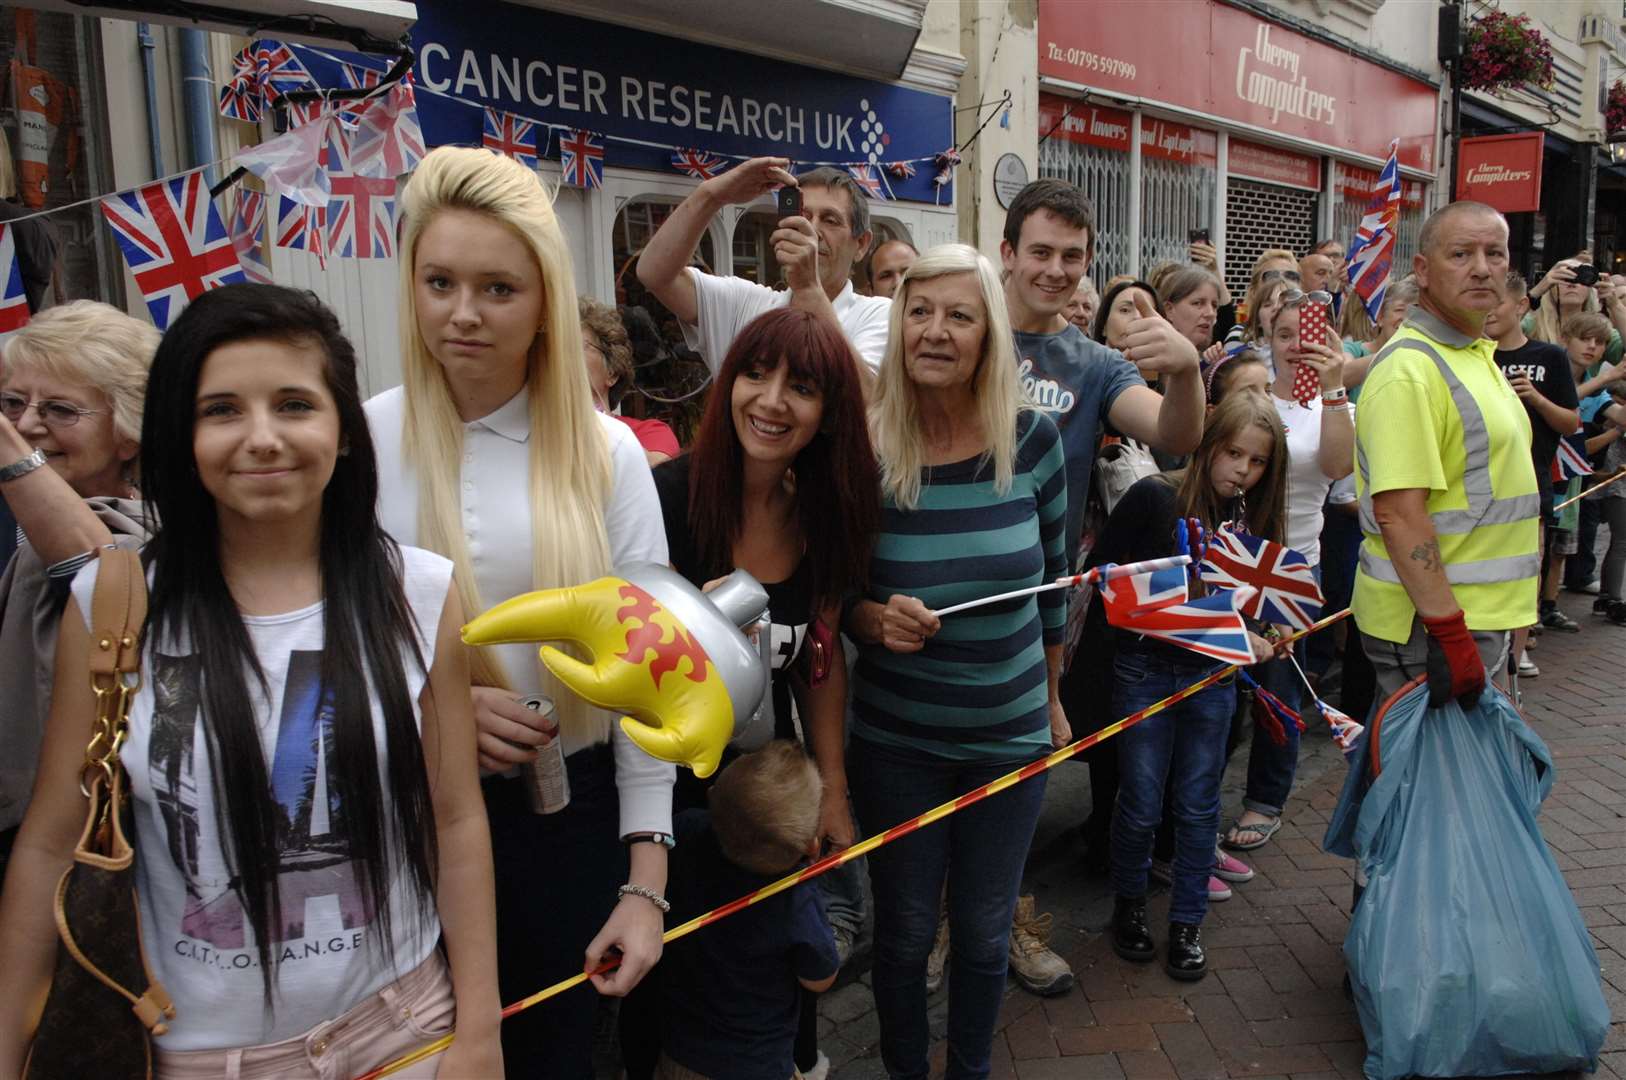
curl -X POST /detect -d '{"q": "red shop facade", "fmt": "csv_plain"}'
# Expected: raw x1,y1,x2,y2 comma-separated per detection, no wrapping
1037,0,1437,296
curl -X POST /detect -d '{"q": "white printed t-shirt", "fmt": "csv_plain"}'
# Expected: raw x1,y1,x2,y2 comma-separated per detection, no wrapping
1271,391,1335,566
68,546,452,1050
680,267,891,375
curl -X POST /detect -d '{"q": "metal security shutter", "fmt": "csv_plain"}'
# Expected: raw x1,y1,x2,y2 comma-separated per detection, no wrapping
1332,193,1425,280
1142,156,1216,276
1223,180,1318,297
1039,136,1132,289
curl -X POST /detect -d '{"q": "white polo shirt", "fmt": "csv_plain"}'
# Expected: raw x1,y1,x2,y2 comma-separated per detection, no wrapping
366,385,674,835
681,267,891,374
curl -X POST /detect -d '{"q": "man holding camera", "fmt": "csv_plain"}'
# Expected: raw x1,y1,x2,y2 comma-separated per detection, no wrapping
638,156,890,376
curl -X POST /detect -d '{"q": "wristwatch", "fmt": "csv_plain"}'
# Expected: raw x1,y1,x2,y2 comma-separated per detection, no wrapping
0,447,47,483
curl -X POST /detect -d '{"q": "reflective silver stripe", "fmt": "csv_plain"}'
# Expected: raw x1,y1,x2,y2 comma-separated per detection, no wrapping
1359,546,1541,586
1356,336,1533,539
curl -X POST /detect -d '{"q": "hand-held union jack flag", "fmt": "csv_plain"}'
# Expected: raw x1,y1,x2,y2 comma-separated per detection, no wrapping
1199,526,1324,630
1101,572,1257,666
485,107,543,169
670,147,728,180
1554,429,1594,481
229,188,272,284
1344,139,1401,321
325,133,396,259
0,224,29,337
559,128,604,189
1096,563,1188,619
100,169,247,330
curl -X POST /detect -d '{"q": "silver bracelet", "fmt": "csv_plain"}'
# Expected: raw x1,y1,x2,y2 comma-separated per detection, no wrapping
0,447,47,483
618,883,670,914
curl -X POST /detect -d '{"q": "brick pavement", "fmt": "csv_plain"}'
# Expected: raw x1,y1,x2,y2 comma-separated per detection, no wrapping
822,588,1626,1079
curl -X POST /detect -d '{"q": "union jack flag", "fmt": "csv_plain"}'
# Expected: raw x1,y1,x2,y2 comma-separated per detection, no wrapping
229,188,272,284
100,170,247,330
337,62,384,125
1554,429,1594,481
485,107,542,169
1098,563,1188,619
1102,574,1257,666
888,160,917,180
559,128,604,189
218,44,265,122
325,134,396,259
275,196,326,268
847,164,889,200
346,77,425,179
670,147,728,180
218,40,312,123
0,224,29,337
255,42,312,105
1199,526,1324,630
1344,139,1401,321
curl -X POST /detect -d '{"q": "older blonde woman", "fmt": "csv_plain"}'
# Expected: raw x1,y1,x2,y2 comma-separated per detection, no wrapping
843,244,1067,1080
364,146,670,1077
0,300,157,872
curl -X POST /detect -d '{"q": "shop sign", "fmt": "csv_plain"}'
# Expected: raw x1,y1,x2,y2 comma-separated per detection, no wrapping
1038,0,1437,173
1335,162,1426,208
1456,133,1544,213
1038,95,1217,168
1229,139,1321,191
408,0,954,202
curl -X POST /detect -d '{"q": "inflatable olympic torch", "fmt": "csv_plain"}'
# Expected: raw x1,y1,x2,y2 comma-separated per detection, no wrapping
461,564,772,778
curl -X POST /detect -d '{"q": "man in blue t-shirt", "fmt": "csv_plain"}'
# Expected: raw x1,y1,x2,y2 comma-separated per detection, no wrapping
1002,180,1205,561
990,180,1205,998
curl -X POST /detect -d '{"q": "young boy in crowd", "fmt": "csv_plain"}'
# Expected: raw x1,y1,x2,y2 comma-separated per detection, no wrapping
1543,312,1613,632
655,742,840,1080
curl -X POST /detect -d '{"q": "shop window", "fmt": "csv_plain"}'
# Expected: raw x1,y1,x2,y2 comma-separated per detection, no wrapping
612,197,719,445
1,9,117,311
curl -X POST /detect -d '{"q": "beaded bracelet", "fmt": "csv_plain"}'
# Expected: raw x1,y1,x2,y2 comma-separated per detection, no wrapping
618,883,671,913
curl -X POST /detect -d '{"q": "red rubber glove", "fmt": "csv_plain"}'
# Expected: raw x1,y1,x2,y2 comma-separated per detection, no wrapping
1421,610,1486,709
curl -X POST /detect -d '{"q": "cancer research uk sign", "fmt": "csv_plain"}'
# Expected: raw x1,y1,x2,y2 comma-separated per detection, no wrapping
1038,0,1438,173
409,0,953,202
1457,133,1544,214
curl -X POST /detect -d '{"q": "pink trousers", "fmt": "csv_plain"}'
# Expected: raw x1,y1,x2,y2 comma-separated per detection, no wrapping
155,951,454,1080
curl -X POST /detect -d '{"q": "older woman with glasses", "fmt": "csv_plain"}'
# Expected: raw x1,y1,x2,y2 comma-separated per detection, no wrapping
0,300,158,875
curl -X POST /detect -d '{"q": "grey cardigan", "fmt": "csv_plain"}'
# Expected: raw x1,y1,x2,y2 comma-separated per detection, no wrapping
0,498,147,833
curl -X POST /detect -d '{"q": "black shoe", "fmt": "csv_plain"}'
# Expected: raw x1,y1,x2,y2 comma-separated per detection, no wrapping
1594,596,1613,616
1165,922,1207,981
1111,896,1156,963
1541,608,1582,633
1609,600,1626,626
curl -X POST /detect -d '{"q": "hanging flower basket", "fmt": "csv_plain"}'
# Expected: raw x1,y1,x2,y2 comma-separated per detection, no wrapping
1609,79,1626,136
1460,11,1555,93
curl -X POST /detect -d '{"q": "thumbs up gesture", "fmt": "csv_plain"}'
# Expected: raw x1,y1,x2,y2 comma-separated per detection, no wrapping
1120,288,1199,378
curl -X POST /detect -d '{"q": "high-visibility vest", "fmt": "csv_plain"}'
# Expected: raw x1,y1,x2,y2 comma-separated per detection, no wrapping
1355,336,1542,587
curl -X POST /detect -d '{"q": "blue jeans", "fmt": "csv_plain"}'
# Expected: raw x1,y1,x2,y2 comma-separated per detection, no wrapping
1110,650,1234,926
849,739,1047,1080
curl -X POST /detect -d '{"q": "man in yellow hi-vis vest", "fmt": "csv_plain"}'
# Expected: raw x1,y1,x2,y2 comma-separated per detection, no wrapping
1353,201,1541,706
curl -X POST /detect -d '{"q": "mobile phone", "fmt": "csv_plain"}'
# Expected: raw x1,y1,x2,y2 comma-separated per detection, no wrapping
1298,292,1332,352
1188,228,1210,246
1574,264,1600,287
776,186,803,219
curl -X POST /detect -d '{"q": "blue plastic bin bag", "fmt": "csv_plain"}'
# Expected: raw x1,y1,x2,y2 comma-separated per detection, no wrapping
1323,678,1609,1080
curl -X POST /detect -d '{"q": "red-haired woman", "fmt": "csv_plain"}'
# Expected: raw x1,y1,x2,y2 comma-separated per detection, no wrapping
626,306,880,1080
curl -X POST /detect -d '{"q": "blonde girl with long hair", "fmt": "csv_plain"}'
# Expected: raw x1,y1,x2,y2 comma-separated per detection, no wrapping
365,146,671,1077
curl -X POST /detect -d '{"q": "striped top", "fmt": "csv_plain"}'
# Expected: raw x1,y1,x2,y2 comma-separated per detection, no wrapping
853,410,1068,762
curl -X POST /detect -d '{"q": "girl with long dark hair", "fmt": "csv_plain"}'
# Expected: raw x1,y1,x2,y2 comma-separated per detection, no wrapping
0,285,500,1077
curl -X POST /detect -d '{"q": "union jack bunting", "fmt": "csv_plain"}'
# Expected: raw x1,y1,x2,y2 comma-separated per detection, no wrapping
559,128,604,189
219,40,313,122
670,147,728,180
1199,526,1324,630
255,42,313,105
847,164,889,200
229,188,272,284
325,134,396,259
0,224,29,337
337,62,384,125
888,160,917,180
1344,139,1401,321
1554,429,1594,481
346,78,426,179
1101,576,1257,666
1098,563,1188,620
100,170,247,330
275,196,327,268
484,107,543,169
218,44,265,123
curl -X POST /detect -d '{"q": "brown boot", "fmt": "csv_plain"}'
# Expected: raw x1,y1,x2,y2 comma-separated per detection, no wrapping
1008,895,1074,996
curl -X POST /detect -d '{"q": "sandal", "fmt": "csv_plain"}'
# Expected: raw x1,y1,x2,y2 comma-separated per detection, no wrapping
1223,815,1282,851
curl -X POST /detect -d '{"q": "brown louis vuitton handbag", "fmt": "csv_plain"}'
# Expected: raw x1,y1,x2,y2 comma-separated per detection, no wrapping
24,545,175,1079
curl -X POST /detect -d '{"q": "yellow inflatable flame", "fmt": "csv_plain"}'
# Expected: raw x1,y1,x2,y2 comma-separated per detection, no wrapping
461,576,735,778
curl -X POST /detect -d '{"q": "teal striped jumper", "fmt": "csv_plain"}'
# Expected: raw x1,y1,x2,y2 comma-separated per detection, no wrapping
853,410,1069,761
